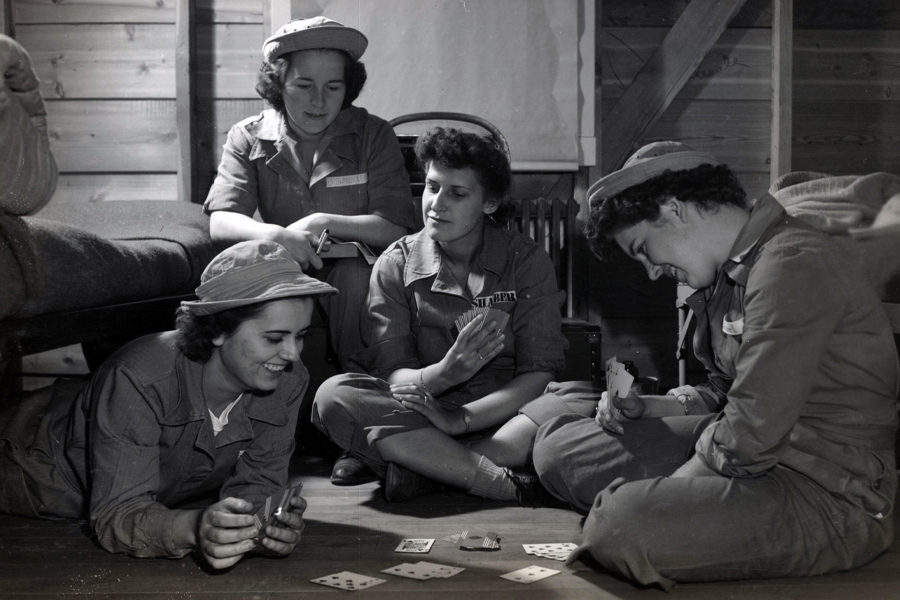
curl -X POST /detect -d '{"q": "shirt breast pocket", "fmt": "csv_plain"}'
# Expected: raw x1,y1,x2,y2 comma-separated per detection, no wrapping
322,172,368,216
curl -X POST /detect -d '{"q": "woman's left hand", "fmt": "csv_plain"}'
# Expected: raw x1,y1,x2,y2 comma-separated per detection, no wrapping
258,495,307,556
287,213,331,240
391,382,465,436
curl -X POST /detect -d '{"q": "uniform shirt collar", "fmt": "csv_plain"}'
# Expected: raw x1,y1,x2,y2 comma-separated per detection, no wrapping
403,225,510,290
721,193,788,287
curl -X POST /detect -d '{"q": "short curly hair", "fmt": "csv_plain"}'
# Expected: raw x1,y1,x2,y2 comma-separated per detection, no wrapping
584,163,749,261
174,302,272,363
255,49,367,116
414,127,514,227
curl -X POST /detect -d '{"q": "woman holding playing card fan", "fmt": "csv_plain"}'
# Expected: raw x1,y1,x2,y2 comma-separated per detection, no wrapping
312,127,569,504
0,240,336,568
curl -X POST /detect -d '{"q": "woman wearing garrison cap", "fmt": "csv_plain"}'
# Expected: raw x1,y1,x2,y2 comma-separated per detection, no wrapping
204,17,414,375
531,142,899,589
0,241,336,568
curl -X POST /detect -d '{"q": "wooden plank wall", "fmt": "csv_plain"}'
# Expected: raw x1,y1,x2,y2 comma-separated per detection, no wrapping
12,0,265,203
590,0,900,388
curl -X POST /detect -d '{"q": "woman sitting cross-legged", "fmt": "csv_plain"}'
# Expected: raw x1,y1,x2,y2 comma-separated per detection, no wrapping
0,240,337,569
312,127,568,504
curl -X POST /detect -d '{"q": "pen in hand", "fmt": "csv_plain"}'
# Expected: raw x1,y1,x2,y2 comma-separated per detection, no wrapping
315,229,329,255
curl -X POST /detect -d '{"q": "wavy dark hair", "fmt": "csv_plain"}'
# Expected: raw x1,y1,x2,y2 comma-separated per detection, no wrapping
255,49,367,116
174,302,272,363
584,163,748,261
414,127,514,227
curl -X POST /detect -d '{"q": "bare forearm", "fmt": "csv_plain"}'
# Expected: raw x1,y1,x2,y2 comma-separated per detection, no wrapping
209,211,283,244
318,214,407,249
460,371,553,431
640,395,710,418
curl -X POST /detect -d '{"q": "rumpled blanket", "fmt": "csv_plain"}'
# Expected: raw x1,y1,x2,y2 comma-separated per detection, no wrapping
0,201,218,321
770,171,900,302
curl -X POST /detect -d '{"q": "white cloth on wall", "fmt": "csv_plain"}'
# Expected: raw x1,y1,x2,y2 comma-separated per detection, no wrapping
293,0,581,170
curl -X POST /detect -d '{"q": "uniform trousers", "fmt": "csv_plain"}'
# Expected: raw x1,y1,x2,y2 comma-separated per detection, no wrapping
533,413,895,590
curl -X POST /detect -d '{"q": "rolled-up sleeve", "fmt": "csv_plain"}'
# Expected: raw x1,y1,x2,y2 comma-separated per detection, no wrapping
86,363,193,559
510,245,567,378
364,121,414,231
203,124,260,218
695,244,844,477
355,250,419,377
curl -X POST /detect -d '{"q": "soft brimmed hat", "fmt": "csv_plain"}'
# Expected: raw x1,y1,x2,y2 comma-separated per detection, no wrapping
588,141,721,208
263,16,368,63
181,240,337,316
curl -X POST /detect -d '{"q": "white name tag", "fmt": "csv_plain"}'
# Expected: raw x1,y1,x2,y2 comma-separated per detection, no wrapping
326,172,368,188
722,317,744,336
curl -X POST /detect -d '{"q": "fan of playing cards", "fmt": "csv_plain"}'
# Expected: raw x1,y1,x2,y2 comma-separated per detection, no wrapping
454,307,510,335
251,483,302,546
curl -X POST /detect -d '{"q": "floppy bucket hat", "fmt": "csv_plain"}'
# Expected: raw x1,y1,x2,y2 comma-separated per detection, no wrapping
588,141,720,208
181,240,337,316
263,16,368,63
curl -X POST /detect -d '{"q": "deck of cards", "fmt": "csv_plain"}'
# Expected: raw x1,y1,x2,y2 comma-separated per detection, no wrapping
443,528,501,551
251,483,302,545
454,307,510,335
523,542,578,561
382,561,465,580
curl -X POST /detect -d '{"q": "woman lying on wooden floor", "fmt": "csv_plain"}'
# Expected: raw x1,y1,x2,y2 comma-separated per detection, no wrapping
0,240,336,569
312,127,570,505
532,142,899,590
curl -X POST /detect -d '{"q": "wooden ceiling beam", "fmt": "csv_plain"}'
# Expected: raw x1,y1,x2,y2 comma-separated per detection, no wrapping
601,0,748,173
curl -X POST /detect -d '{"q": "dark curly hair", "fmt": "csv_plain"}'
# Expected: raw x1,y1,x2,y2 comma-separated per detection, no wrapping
255,49,367,116
414,127,514,227
174,302,272,363
584,163,748,261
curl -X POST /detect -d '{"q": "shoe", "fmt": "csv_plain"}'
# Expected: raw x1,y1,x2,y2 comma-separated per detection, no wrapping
383,462,442,502
330,451,378,486
505,468,566,508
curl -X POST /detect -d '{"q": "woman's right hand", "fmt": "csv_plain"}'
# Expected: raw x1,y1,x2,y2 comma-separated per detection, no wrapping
441,314,505,385
197,497,258,569
595,389,645,435
275,226,323,271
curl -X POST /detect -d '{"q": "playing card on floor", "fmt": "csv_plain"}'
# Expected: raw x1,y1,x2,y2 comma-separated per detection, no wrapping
500,565,561,584
310,571,386,591
395,538,435,553
415,561,465,578
523,543,578,555
381,563,436,580
458,529,501,551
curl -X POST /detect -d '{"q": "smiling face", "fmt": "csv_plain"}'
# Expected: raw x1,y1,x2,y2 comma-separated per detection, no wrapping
281,49,347,142
210,297,314,395
612,199,722,290
421,161,499,252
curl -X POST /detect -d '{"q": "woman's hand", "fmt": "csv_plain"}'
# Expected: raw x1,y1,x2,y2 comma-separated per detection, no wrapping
288,213,331,240
258,495,307,556
274,226,323,271
197,497,258,569
595,389,645,435
441,315,505,386
392,382,465,436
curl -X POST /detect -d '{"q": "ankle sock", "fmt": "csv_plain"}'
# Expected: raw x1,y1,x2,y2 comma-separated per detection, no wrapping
468,456,517,501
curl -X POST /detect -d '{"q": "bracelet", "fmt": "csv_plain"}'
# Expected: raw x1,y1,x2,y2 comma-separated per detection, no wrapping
461,410,472,433
419,369,435,398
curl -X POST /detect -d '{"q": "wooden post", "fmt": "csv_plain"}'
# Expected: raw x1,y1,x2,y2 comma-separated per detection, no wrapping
771,0,793,182
264,0,293,38
2,0,12,37
175,0,197,203
601,0,747,173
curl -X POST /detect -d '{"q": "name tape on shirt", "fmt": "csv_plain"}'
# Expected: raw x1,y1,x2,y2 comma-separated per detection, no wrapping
326,172,368,188
474,291,517,308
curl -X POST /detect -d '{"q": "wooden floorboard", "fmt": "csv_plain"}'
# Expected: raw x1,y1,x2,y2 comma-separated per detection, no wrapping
1,457,899,599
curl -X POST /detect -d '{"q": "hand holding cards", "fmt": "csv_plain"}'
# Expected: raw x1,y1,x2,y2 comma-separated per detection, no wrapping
454,307,510,336
251,483,303,546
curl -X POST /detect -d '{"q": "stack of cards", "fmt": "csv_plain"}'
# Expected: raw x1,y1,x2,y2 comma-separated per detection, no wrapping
500,565,561,584
382,561,465,580
523,542,578,561
251,483,302,545
310,571,386,591
395,538,435,554
442,529,501,551
606,356,635,401
454,307,510,335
